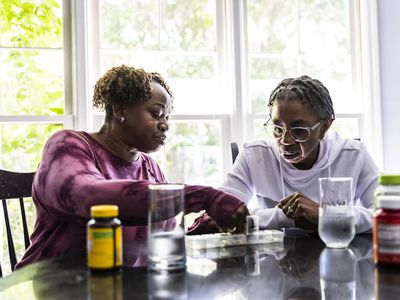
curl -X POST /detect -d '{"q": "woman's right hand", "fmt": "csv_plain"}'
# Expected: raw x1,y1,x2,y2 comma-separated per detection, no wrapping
278,192,319,228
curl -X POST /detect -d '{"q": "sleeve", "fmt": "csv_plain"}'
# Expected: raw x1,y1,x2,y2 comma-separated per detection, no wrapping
220,149,255,203
353,143,379,233
220,146,295,229
34,131,243,228
253,207,295,229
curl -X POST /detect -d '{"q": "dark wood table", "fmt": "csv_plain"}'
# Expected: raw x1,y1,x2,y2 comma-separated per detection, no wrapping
0,232,398,299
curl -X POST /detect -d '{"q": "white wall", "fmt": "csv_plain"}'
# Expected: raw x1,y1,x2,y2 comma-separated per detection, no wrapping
377,0,400,173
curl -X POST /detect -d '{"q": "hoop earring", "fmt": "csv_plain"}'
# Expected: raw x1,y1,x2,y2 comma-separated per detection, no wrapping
120,117,125,123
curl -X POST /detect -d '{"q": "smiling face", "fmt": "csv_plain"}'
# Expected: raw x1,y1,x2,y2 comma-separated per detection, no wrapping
270,98,331,170
120,81,172,153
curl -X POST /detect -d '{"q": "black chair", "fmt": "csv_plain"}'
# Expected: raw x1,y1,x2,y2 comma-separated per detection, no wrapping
0,169,35,277
230,142,239,164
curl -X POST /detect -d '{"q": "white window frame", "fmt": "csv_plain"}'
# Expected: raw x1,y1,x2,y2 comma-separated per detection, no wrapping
0,0,76,134
226,0,383,169
81,0,382,180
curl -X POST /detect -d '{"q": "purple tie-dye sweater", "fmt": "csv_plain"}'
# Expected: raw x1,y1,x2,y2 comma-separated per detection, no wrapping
16,130,243,268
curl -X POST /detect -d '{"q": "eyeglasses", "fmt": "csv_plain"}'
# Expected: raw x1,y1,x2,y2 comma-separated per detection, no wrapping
263,120,322,143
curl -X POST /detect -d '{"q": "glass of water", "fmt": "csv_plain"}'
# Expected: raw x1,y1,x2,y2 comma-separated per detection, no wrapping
148,184,186,272
318,177,355,248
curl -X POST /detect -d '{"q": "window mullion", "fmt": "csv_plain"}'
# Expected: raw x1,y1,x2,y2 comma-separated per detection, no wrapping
358,0,383,168
63,0,73,117
226,0,248,149
71,0,91,131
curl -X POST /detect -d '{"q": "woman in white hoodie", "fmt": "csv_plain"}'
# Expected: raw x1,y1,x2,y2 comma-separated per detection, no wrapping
221,75,378,233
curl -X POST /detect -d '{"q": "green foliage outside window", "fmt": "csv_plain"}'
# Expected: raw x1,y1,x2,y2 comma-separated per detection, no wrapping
0,0,64,276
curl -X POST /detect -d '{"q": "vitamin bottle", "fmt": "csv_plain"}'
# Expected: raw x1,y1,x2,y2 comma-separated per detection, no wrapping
87,205,122,271
373,174,400,266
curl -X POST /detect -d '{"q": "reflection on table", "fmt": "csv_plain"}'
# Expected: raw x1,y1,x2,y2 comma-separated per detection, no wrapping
0,233,398,300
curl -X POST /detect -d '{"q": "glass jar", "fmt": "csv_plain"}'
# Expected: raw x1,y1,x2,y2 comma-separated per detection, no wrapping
373,175,400,266
374,175,400,208
87,205,122,271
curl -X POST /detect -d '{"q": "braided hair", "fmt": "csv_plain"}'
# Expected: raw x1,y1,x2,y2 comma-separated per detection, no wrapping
267,75,335,120
93,65,173,121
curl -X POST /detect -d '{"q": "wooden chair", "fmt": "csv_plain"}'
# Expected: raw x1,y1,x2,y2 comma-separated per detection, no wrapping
0,169,35,277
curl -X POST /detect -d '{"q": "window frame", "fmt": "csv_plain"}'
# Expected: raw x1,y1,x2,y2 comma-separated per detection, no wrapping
0,0,77,174
84,0,382,181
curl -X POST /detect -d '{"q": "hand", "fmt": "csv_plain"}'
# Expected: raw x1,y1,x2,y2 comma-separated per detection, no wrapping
277,192,319,228
224,203,250,234
186,213,222,235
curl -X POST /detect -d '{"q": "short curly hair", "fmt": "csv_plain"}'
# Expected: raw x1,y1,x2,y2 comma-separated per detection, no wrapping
93,65,173,120
267,75,335,120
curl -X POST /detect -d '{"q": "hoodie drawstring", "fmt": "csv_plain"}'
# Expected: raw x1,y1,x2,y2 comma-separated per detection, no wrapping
279,155,285,199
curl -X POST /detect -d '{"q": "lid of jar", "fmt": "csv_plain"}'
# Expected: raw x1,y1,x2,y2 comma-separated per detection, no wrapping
378,195,400,209
379,174,400,185
90,205,119,217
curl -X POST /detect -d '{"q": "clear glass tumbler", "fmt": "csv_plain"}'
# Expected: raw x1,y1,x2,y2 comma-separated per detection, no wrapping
148,184,186,272
318,177,355,248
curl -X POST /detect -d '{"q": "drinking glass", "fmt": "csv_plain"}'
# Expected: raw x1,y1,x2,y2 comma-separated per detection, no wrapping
320,248,356,300
318,177,355,248
148,184,186,272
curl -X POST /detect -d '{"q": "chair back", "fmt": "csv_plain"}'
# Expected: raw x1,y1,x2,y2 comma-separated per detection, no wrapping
230,142,239,164
0,169,35,277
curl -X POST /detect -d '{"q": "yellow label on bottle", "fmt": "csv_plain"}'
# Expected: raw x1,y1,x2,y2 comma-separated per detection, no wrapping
87,227,122,269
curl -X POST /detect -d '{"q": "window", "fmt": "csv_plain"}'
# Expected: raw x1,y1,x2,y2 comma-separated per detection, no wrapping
0,0,69,171
247,0,358,133
0,0,381,275
89,0,229,185
89,0,381,185
0,0,71,275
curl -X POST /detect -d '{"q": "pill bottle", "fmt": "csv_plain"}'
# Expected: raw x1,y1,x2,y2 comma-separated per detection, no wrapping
87,205,122,271
373,174,400,266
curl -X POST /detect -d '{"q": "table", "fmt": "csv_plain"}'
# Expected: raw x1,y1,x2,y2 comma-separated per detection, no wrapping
0,233,399,299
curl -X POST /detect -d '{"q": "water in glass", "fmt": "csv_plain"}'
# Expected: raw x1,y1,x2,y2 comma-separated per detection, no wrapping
148,229,186,271
318,177,355,248
318,213,355,248
148,184,186,272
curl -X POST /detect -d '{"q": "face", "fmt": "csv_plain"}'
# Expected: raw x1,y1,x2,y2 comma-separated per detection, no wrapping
269,98,330,170
121,82,172,153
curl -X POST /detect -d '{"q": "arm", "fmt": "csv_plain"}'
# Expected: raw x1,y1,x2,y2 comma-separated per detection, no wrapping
35,131,244,228
220,149,294,229
353,144,379,233
220,150,255,203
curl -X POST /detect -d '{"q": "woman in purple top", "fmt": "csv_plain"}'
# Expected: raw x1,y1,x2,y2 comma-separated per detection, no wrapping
16,65,248,269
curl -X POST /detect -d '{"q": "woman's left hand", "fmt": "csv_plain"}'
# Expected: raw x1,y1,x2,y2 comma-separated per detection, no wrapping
226,203,250,234
278,192,319,227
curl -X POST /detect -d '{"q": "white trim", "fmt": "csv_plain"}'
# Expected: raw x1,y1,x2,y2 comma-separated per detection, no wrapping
87,0,101,131
0,46,62,51
226,0,247,147
359,0,383,168
63,0,73,116
71,0,91,131
0,115,73,128
170,114,230,121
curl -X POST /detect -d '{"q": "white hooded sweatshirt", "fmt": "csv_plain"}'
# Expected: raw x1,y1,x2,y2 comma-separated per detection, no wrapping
221,132,379,233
